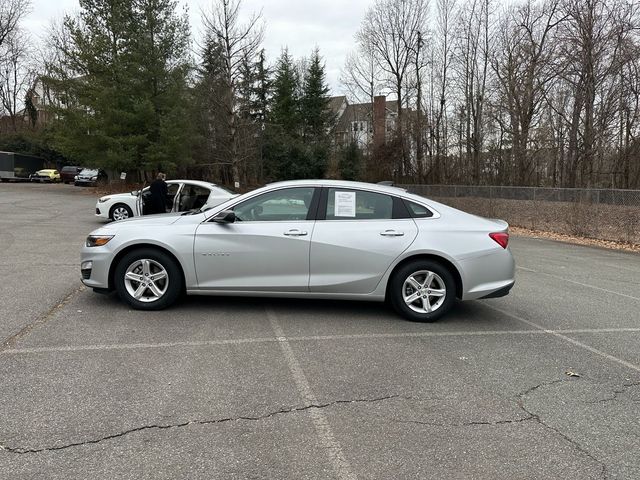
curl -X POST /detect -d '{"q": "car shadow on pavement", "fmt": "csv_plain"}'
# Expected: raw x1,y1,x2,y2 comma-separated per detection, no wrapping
86,289,514,329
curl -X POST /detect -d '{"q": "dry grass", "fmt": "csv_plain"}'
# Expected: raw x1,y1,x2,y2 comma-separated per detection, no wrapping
432,196,640,246
509,226,640,253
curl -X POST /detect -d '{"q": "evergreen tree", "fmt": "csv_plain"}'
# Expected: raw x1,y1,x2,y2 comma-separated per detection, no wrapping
191,35,232,182
270,49,300,136
46,0,192,175
251,49,271,123
301,48,334,139
263,47,333,181
236,49,256,120
339,140,363,180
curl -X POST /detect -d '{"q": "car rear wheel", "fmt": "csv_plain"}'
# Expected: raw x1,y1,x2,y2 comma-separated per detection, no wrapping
389,260,456,322
110,203,133,221
114,249,182,310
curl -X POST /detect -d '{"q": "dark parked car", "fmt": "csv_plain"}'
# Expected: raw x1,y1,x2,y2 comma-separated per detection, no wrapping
60,166,83,184
74,168,108,187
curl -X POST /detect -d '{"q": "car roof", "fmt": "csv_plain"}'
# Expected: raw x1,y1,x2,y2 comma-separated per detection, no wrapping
266,179,408,195
261,179,446,214
166,179,218,189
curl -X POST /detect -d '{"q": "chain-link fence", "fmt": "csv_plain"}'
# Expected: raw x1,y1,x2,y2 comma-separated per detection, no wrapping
398,184,640,245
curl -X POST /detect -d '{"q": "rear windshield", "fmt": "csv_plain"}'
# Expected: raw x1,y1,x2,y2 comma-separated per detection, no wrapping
213,184,235,194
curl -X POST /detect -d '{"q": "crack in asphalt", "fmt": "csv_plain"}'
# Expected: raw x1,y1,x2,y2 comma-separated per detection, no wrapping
396,414,536,428
0,395,402,455
589,381,640,404
0,285,85,354
517,379,609,480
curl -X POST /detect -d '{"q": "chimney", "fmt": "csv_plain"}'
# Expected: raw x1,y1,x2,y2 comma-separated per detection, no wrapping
373,95,386,150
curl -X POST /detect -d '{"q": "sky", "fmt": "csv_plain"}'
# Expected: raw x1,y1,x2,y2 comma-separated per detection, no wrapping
24,0,374,95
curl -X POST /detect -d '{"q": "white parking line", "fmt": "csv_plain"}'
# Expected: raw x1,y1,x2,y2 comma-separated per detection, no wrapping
516,266,640,301
3,328,640,355
483,303,640,373
266,308,357,480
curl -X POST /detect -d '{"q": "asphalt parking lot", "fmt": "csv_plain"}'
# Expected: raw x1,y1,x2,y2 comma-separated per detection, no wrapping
1,182,639,480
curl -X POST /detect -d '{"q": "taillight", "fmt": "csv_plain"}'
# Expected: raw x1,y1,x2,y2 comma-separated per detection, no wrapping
489,232,509,249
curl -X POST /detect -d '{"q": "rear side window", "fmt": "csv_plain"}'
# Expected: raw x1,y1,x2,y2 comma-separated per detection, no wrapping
403,200,433,218
325,189,395,220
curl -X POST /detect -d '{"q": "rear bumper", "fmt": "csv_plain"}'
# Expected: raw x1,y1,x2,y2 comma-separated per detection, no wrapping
460,249,516,301
478,282,514,299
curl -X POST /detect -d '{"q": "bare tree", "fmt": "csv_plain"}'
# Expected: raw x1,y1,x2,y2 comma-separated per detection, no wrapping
357,0,429,179
0,29,34,131
556,0,638,187
430,0,457,182
0,0,29,49
491,0,565,185
202,0,263,186
341,38,382,105
454,0,495,183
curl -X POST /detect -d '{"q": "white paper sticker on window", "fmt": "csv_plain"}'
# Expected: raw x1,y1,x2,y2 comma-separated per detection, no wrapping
335,191,356,217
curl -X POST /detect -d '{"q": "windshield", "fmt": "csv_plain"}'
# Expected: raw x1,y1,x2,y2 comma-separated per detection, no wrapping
79,168,98,175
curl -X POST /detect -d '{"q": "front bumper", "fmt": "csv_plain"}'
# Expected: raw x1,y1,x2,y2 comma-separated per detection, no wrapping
95,204,110,219
80,245,113,290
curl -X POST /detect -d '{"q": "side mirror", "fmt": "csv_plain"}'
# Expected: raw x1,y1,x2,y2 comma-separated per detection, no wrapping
212,210,236,223
131,190,140,196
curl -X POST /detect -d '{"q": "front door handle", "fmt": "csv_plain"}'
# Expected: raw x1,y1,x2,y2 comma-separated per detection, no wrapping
380,230,404,237
284,229,308,236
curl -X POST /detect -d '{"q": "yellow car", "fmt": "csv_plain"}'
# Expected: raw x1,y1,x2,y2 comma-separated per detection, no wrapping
30,169,61,183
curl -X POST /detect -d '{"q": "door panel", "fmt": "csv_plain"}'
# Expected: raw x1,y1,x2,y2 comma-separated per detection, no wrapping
194,186,318,291
309,219,417,293
194,221,314,291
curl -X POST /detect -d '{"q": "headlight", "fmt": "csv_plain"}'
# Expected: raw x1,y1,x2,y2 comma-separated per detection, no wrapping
86,235,114,247
74,175,79,180
98,197,111,203
91,176,98,181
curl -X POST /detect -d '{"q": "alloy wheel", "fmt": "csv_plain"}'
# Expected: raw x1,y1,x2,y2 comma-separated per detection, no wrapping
402,270,447,314
123,259,169,303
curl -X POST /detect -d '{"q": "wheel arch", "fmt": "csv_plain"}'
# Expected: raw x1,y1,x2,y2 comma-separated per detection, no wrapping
385,254,463,300
108,243,186,292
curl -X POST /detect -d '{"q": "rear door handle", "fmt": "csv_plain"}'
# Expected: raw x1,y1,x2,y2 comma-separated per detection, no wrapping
380,230,404,237
284,229,308,236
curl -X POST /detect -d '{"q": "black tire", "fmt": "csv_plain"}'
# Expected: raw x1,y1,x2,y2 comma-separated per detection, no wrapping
114,248,183,310
388,259,456,322
109,203,133,221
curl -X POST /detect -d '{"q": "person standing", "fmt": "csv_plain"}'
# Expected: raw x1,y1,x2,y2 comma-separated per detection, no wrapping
148,172,169,214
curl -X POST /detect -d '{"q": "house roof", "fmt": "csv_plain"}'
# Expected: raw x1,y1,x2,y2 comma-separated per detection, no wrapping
328,95,347,114
330,97,400,133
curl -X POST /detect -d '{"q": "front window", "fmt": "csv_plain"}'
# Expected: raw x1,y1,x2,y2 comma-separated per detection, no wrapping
233,187,315,222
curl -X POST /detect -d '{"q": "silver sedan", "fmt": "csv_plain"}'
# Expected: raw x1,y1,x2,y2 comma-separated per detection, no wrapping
80,180,515,322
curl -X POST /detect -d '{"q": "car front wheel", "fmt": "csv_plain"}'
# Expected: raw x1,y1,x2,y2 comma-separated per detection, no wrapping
389,260,456,322
110,203,133,221
114,249,183,310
